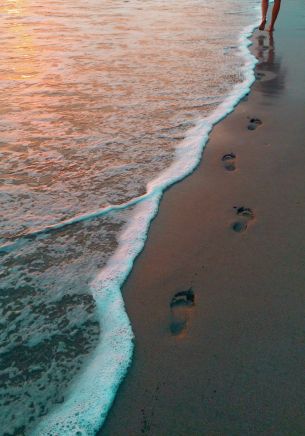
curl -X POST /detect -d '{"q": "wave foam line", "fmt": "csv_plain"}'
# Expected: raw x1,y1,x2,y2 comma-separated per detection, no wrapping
0,192,153,252
33,16,261,436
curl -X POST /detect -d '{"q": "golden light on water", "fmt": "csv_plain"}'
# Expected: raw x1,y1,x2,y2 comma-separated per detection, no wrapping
2,0,37,81
3,0,24,15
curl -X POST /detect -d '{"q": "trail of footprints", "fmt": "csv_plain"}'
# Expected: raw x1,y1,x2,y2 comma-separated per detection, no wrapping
221,115,261,233
169,116,261,335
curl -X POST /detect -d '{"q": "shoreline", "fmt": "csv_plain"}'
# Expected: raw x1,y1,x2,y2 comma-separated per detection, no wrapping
100,1,305,435
34,10,266,435
11,5,266,435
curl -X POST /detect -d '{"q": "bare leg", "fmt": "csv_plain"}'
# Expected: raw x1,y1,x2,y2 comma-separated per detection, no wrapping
268,0,281,32
259,0,269,30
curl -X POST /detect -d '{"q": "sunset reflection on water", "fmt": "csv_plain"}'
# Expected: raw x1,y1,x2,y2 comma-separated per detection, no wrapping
1,0,37,81
1,0,251,239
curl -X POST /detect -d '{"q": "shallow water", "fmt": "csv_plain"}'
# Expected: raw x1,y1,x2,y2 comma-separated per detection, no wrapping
0,0,260,433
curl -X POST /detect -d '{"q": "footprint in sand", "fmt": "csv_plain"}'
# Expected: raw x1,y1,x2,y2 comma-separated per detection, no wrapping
232,206,255,233
255,71,266,80
170,288,195,335
222,153,236,171
247,117,263,131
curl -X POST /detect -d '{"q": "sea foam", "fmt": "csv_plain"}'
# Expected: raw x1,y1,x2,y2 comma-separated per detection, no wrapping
33,11,263,436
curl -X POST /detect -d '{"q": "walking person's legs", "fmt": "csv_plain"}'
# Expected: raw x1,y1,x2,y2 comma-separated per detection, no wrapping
259,0,281,32
268,0,281,32
259,0,269,30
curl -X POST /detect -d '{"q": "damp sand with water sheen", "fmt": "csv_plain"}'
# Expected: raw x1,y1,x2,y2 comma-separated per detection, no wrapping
0,0,261,433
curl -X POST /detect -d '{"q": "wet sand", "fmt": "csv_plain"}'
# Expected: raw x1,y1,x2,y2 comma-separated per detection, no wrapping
100,2,305,435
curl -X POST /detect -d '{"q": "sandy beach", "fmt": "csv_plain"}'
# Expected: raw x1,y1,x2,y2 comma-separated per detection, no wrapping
100,2,305,435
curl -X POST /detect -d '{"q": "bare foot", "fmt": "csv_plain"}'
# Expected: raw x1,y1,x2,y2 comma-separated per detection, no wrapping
267,26,274,32
259,19,267,31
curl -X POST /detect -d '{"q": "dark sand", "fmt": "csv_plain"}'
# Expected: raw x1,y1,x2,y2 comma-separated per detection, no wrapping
101,2,305,435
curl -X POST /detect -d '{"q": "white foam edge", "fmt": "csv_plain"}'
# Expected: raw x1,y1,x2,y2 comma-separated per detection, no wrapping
33,13,262,436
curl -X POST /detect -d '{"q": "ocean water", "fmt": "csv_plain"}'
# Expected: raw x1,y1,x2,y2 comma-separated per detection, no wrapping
0,0,261,434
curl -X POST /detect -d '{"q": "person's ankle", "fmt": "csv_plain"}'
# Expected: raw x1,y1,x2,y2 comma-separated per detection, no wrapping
259,18,267,30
